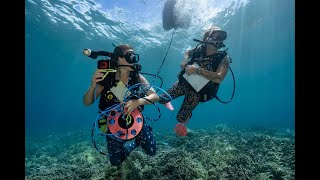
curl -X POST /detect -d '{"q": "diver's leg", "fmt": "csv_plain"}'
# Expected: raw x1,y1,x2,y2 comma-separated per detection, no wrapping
174,89,200,136
159,81,188,111
159,81,186,104
176,89,200,122
106,132,138,166
135,122,156,155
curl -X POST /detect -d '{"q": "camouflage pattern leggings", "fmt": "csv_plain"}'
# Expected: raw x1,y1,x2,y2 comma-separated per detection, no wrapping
159,80,200,122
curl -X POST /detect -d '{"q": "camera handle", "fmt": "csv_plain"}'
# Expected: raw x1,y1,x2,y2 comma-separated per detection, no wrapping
83,48,113,59
98,69,117,81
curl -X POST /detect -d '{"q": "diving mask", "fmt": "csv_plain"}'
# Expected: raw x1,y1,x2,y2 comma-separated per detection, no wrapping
120,51,140,64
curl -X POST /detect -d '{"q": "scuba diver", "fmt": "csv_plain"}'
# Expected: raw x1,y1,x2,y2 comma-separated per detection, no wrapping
83,44,159,166
159,26,233,136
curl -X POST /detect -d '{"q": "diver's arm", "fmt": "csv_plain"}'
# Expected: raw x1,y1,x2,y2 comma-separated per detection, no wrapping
83,85,96,106
83,84,103,106
180,48,195,70
137,74,159,105
123,74,159,115
197,56,230,83
83,70,104,106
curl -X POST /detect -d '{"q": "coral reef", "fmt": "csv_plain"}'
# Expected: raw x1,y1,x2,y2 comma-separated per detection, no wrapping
25,124,295,180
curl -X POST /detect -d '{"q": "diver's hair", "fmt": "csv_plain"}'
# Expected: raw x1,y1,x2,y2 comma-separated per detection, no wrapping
113,44,134,59
202,26,225,41
203,28,213,41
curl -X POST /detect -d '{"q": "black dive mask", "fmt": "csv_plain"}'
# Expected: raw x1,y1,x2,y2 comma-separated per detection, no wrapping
206,38,225,49
193,38,225,49
120,52,140,64
208,30,227,41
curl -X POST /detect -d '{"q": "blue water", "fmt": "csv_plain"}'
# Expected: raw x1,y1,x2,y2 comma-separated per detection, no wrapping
25,0,295,137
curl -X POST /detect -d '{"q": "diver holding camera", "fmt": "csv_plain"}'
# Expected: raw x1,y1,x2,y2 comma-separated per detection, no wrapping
83,44,160,166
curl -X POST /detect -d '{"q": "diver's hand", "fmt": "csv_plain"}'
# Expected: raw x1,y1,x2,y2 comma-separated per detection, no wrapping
123,99,142,115
180,61,188,70
185,65,198,75
91,69,104,88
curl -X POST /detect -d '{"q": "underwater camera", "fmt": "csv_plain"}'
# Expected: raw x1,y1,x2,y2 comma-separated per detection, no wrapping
83,48,117,86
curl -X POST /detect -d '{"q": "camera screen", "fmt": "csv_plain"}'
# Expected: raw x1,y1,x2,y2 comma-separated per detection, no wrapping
98,60,110,69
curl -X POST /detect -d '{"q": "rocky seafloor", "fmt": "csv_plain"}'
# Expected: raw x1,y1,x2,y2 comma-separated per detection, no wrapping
25,124,295,180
